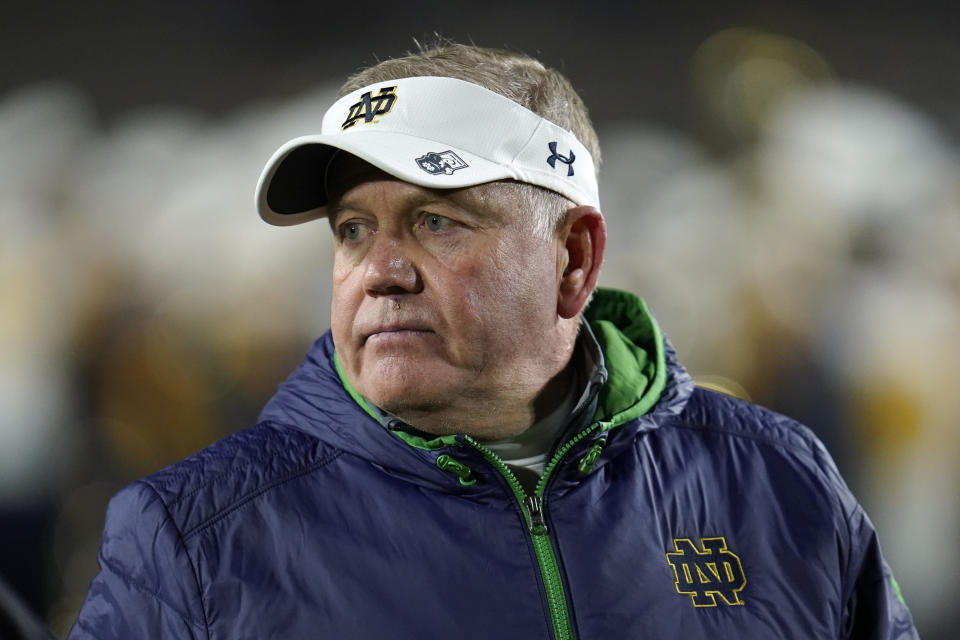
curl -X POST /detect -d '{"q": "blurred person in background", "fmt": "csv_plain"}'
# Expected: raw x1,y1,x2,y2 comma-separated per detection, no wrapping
67,41,918,639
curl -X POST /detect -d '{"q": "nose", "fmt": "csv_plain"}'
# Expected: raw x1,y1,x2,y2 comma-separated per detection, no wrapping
362,235,423,296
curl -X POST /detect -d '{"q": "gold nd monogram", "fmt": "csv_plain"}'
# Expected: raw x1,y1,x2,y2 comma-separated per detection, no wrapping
341,86,398,130
665,537,747,607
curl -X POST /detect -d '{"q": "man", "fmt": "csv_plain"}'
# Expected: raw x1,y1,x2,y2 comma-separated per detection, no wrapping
70,43,918,639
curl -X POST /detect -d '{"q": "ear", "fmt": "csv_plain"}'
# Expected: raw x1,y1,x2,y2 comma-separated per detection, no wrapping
556,205,606,319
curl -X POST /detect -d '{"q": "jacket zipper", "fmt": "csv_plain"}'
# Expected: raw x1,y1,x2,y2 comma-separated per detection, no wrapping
465,424,601,640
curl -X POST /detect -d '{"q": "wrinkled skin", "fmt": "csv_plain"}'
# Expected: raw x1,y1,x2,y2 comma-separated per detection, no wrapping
328,157,603,438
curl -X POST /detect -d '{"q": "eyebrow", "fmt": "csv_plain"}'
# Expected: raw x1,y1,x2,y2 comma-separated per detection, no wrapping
329,188,496,226
326,198,352,224
328,191,437,222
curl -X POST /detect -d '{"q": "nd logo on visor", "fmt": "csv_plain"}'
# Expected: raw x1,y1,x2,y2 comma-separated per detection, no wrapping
341,86,398,130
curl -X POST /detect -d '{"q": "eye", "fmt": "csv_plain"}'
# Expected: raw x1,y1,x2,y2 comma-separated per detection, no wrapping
423,214,453,232
339,221,370,242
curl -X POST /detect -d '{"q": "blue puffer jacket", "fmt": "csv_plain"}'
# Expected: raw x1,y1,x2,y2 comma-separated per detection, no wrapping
69,289,917,639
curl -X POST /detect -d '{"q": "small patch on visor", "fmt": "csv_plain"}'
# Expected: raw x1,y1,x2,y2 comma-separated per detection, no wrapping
415,150,469,175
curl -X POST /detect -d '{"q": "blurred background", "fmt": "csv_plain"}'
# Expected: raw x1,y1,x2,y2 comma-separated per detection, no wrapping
2,1,958,637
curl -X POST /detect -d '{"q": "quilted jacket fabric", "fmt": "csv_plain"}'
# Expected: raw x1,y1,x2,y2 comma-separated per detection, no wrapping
69,289,918,639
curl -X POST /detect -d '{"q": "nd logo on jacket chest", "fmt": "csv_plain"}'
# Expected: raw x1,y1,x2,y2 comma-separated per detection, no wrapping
665,537,746,607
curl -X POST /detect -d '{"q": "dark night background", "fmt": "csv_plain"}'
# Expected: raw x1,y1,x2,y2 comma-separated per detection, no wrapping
2,2,958,637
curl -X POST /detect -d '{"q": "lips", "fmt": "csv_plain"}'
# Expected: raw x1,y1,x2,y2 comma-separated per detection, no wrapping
362,322,435,344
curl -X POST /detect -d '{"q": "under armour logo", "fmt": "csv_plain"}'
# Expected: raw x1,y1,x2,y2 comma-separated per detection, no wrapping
341,86,398,130
665,537,746,607
546,141,575,176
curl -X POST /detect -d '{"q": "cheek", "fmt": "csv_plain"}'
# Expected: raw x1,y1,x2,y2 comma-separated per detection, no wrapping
330,261,362,343
331,252,356,286
490,236,557,303
459,241,556,341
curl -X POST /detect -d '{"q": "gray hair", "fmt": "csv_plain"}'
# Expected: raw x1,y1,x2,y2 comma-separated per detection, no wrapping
339,40,601,238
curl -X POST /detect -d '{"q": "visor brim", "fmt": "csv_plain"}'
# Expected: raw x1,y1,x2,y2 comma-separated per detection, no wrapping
256,131,516,226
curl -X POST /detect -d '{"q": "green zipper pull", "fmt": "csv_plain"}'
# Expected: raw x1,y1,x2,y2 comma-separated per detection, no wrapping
577,438,607,475
436,454,476,486
524,495,548,535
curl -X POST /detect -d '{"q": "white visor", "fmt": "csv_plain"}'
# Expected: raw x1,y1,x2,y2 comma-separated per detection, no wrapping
256,76,599,226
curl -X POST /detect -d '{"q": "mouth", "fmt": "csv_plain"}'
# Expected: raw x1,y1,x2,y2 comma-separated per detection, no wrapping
363,324,435,344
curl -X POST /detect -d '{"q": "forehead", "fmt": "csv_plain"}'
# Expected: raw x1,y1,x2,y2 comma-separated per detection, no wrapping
326,153,521,221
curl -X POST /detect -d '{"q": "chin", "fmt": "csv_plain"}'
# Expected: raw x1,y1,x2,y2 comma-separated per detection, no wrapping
359,366,455,413
371,389,454,425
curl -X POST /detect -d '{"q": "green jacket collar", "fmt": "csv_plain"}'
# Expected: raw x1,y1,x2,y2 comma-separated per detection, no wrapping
584,287,667,430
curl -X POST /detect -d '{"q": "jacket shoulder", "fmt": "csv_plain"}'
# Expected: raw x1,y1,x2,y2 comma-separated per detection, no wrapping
676,386,830,461
671,386,854,510
71,422,345,638
139,421,343,538
71,479,207,638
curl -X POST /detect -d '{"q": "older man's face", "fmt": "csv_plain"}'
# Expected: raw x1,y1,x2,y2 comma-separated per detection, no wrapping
328,159,568,430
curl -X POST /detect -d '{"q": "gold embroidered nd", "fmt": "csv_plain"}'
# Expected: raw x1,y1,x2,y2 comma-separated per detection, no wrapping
665,537,746,607
341,86,398,130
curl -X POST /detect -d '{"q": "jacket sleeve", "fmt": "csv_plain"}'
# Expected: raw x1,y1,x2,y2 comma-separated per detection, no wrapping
840,504,919,640
67,481,207,640
807,430,919,639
